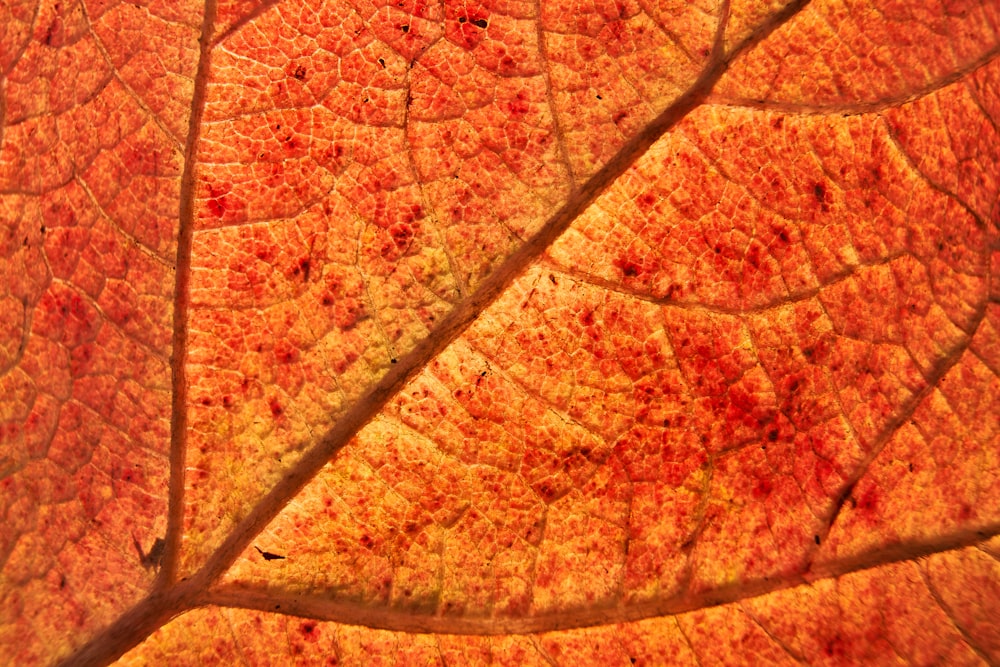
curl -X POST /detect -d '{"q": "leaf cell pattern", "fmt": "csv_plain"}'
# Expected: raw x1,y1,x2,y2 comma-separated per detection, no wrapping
0,0,998,664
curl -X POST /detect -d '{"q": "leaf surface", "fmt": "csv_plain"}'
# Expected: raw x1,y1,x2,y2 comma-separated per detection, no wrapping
1,0,998,665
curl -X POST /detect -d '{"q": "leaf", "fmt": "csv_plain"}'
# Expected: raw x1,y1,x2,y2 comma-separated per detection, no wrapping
1,0,998,665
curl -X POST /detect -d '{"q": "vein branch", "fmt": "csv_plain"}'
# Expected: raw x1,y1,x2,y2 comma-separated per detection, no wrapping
189,0,813,593
159,0,219,590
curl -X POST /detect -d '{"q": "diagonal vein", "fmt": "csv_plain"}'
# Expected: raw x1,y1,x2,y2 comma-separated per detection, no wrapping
189,0,819,593
60,2,816,665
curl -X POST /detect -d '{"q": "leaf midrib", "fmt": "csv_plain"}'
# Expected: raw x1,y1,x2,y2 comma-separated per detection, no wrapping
62,2,837,665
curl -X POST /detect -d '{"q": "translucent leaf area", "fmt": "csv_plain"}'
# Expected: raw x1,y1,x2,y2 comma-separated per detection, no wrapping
1,0,998,664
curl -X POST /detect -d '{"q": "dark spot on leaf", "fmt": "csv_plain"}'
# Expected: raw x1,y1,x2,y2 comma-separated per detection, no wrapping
855,486,878,513
752,478,772,499
293,65,306,80
471,18,488,28
813,183,826,202
615,258,641,277
269,398,283,417
254,546,286,561
401,24,409,33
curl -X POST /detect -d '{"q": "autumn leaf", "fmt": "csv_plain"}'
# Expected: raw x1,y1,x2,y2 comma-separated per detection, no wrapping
2,0,998,664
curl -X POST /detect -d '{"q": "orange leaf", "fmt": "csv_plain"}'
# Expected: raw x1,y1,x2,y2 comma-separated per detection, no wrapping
1,0,998,665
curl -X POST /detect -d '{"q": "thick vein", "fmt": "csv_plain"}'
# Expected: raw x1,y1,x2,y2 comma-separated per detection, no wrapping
201,530,1000,635
60,2,824,664
159,0,220,593
187,0,788,594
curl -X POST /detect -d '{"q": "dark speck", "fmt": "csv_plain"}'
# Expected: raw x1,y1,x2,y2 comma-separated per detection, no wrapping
401,24,409,33
471,18,488,28
254,546,286,561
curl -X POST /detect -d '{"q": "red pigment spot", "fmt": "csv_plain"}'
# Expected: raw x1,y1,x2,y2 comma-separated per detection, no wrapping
603,20,629,43
290,257,311,282
44,20,59,45
957,504,972,521
389,222,414,248
254,245,274,262
70,344,95,375
637,192,657,212
332,298,362,329
222,395,233,408
823,634,847,658
855,486,879,514
536,483,558,502
505,91,530,116
580,310,595,326
812,182,830,212
614,257,641,277
299,622,319,642
275,341,299,364
121,144,160,177
752,478,772,500
207,184,231,218
269,398,283,417
451,7,490,49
